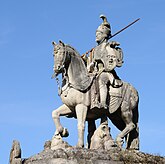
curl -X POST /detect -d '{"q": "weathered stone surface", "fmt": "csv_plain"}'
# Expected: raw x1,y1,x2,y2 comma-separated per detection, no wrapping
9,140,22,164
23,147,165,164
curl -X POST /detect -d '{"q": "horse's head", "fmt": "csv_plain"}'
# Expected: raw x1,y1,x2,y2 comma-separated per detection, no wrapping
52,40,92,91
52,40,69,75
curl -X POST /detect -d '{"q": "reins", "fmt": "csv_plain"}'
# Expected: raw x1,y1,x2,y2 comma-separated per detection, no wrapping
53,44,69,96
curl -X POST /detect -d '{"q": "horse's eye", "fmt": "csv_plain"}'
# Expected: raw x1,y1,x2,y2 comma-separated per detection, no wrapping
54,50,58,54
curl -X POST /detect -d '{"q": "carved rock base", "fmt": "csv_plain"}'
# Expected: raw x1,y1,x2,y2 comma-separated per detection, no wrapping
23,147,165,164
10,139,165,164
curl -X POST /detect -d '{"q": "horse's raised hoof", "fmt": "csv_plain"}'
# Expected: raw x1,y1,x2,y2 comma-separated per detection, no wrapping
61,128,69,137
54,127,69,138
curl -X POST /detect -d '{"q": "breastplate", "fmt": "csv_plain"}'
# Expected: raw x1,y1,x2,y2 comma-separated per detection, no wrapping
93,43,107,62
93,43,116,71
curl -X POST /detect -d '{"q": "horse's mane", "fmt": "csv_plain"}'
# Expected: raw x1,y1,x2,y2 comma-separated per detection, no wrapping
65,44,92,91
66,44,81,58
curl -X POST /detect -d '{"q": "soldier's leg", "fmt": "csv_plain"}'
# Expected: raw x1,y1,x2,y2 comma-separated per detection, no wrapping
99,74,107,109
98,72,114,109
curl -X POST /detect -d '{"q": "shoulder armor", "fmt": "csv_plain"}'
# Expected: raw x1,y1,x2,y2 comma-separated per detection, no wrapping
108,41,124,67
109,41,120,48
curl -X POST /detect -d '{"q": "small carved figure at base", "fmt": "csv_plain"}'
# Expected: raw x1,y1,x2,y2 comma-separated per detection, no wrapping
90,122,116,150
51,135,71,150
9,140,22,164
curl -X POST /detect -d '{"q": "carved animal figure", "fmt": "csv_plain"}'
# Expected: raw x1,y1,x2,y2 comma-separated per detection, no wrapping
90,122,116,150
51,41,139,150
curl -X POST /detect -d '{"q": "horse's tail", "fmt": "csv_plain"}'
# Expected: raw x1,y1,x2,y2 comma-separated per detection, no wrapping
120,83,139,150
126,85,139,150
126,103,139,150
130,84,139,110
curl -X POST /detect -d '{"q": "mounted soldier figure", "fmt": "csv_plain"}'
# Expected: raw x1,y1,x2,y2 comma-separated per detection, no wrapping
83,15,124,110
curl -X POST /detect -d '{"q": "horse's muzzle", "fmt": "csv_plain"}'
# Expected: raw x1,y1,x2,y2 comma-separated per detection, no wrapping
54,64,64,74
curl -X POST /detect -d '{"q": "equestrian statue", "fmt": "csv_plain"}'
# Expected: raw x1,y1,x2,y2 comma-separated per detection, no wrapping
51,15,139,150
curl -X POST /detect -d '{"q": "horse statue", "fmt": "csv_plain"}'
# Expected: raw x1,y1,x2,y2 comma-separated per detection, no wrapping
51,40,139,150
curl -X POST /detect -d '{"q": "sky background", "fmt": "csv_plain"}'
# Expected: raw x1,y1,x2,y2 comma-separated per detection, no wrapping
1,0,165,163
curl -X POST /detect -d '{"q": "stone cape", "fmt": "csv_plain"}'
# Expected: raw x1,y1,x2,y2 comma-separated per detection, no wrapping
21,148,165,164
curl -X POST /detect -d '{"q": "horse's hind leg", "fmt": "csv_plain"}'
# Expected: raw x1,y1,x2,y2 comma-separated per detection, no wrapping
116,101,135,148
87,120,96,148
52,104,73,137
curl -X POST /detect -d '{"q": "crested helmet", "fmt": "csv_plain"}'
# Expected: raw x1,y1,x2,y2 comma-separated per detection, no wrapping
96,15,111,39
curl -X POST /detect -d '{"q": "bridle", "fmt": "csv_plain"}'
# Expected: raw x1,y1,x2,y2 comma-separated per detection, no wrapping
52,44,70,96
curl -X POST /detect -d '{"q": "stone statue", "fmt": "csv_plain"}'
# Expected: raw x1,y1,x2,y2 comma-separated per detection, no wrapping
51,15,139,150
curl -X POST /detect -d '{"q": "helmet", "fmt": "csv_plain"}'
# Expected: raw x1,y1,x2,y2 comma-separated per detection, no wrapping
96,15,111,39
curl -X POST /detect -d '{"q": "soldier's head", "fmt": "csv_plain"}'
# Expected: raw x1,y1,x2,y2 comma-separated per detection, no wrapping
96,15,111,44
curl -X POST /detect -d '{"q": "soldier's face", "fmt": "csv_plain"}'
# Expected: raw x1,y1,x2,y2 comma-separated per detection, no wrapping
95,31,105,43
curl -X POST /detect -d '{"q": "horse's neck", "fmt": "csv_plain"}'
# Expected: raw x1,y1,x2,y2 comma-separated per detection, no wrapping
66,54,91,91
67,54,85,83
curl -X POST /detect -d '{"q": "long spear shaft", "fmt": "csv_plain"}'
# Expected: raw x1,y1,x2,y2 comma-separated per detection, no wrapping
110,18,140,39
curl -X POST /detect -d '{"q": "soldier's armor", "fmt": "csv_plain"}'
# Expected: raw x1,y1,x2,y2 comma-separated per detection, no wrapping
93,41,123,72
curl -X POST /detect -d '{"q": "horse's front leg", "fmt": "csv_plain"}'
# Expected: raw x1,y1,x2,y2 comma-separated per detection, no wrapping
52,104,73,137
75,104,88,148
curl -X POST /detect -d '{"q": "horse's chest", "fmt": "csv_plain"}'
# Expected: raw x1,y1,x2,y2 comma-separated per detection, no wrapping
60,87,84,107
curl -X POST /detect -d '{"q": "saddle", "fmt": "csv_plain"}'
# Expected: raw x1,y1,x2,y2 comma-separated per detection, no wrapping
90,77,126,114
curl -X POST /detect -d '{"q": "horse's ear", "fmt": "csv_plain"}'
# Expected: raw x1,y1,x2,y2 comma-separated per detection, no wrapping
59,40,65,47
52,41,57,46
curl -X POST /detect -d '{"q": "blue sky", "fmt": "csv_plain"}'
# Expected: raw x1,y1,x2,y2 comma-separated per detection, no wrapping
1,0,165,163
